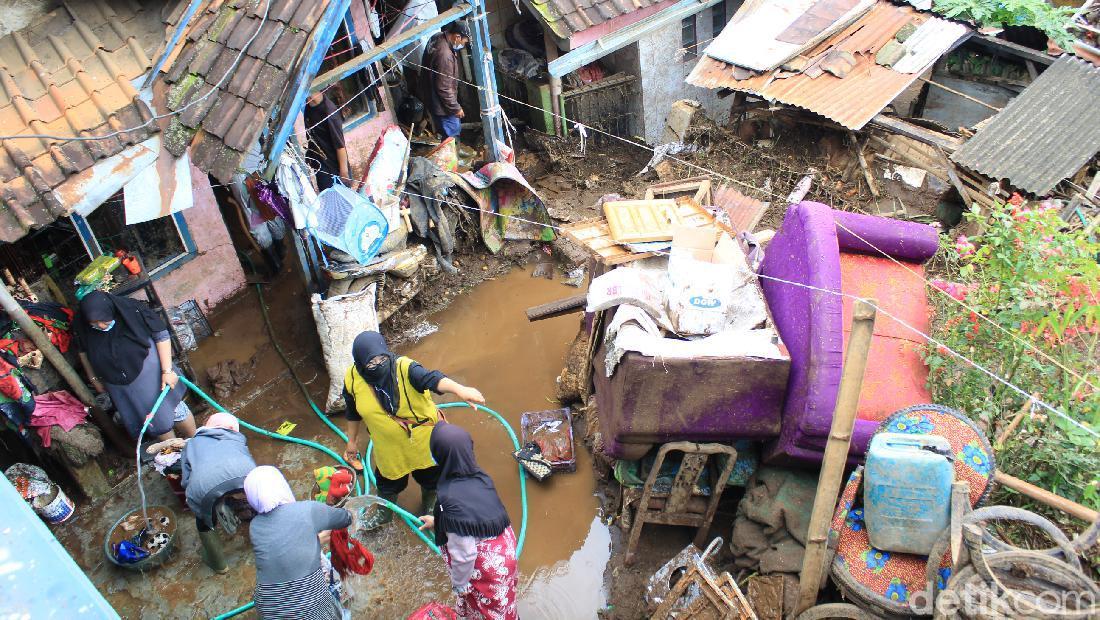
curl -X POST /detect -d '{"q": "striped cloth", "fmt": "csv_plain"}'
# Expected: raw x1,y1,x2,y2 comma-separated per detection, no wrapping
254,566,343,620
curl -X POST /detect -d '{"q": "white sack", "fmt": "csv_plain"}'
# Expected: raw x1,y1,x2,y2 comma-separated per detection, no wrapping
311,285,379,410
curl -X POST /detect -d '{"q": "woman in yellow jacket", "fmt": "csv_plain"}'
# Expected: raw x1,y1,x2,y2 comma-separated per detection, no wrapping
343,331,484,529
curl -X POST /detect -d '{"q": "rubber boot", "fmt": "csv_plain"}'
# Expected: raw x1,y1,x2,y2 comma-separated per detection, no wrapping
198,529,228,574
362,491,398,531
419,488,438,517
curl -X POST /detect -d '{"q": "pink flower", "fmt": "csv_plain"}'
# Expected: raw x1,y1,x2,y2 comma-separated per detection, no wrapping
954,235,976,257
1008,192,1024,206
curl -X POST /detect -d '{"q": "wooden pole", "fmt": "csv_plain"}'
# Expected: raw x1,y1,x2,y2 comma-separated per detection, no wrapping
796,298,877,615
993,472,1099,523
545,34,564,137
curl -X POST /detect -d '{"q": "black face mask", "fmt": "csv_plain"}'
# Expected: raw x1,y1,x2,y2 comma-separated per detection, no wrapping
361,355,391,384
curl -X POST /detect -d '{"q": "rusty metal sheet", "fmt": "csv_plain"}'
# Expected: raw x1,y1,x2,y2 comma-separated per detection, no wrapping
951,55,1100,195
521,0,661,39
688,2,970,129
704,0,874,71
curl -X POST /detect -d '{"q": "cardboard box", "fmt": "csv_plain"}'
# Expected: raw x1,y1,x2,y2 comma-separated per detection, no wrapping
667,226,759,335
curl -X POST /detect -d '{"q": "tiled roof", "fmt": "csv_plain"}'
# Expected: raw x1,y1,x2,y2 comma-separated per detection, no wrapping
951,56,1100,196
0,1,166,243
686,2,970,129
158,0,329,182
522,0,664,41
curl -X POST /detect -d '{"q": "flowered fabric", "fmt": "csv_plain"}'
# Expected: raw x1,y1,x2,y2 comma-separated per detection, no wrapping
828,405,995,615
443,526,518,620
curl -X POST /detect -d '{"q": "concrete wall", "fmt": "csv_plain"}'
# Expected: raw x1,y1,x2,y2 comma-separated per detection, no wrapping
485,0,528,48
635,0,740,145
154,166,246,312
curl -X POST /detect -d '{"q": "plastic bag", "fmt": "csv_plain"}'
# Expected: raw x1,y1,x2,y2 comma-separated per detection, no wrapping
5,463,51,500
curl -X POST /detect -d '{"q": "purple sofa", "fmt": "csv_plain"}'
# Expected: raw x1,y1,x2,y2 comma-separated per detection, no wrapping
759,202,939,465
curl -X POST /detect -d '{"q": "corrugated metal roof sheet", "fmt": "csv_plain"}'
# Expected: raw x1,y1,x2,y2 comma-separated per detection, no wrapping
705,0,874,71
686,2,971,130
951,55,1100,195
0,1,167,243
521,0,665,40
156,0,328,182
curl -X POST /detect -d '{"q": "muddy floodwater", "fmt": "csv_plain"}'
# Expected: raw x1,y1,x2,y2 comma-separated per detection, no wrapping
400,269,610,618
55,267,609,619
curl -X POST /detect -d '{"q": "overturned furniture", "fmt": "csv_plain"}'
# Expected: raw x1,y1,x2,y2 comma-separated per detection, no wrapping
621,442,738,566
649,538,758,620
760,202,939,464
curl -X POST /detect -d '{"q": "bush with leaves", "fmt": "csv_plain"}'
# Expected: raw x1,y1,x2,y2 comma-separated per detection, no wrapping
932,0,1077,50
924,195,1099,517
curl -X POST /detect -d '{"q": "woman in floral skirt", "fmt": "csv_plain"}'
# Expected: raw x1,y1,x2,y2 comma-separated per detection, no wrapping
419,422,517,620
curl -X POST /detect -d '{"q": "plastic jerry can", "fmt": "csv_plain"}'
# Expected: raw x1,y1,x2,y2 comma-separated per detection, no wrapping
863,432,954,556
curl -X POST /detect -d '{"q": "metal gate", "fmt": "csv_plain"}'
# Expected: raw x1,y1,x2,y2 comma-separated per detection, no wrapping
562,73,638,144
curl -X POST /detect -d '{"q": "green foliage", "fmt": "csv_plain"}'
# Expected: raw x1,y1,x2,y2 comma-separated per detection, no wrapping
925,195,1100,514
932,0,1077,50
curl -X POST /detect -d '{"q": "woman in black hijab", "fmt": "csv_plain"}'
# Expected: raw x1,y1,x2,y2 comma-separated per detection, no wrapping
342,331,484,529
418,422,517,619
75,291,195,440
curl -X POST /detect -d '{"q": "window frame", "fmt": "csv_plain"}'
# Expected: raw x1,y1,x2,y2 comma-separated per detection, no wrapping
321,12,381,131
71,209,198,280
712,2,727,41
681,16,698,60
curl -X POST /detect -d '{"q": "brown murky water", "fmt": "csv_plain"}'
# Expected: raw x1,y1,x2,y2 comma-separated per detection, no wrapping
399,269,610,618
56,267,609,618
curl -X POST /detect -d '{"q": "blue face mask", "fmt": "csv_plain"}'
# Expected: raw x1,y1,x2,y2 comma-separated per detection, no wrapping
452,43,465,51
93,320,116,332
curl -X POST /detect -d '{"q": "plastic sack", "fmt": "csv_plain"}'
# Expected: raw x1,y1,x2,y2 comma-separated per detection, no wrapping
311,287,380,410
586,267,667,321
307,184,389,264
5,463,52,500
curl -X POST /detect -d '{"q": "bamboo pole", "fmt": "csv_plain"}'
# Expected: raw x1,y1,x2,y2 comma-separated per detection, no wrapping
993,472,1099,523
796,298,878,615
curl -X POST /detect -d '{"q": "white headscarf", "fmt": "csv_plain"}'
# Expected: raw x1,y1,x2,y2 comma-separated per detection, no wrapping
243,466,295,514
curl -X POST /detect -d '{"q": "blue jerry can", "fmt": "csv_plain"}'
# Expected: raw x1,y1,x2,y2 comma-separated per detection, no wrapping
863,432,954,555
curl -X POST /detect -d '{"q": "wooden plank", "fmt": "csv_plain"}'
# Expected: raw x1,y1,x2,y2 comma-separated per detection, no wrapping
562,200,719,266
851,133,880,199
603,200,683,243
644,177,713,205
938,146,973,210
970,34,1056,66
526,294,588,322
869,114,963,153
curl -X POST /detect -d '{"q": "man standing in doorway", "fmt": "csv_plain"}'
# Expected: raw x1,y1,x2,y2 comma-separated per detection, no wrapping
303,91,351,191
422,21,470,140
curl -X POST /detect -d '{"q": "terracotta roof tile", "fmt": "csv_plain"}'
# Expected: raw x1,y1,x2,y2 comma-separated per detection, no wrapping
157,0,329,181
246,20,286,58
247,63,287,108
202,94,245,137
290,1,327,30
223,101,266,150
0,1,162,242
523,0,664,38
227,55,265,96
268,28,307,69
270,0,306,23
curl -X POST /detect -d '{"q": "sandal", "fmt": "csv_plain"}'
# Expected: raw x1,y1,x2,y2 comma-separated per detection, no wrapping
512,442,554,482
342,450,364,471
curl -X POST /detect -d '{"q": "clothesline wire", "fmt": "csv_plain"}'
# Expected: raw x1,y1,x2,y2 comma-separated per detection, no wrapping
304,45,419,134
289,149,1095,439
405,57,1100,394
0,0,273,143
391,183,1099,440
